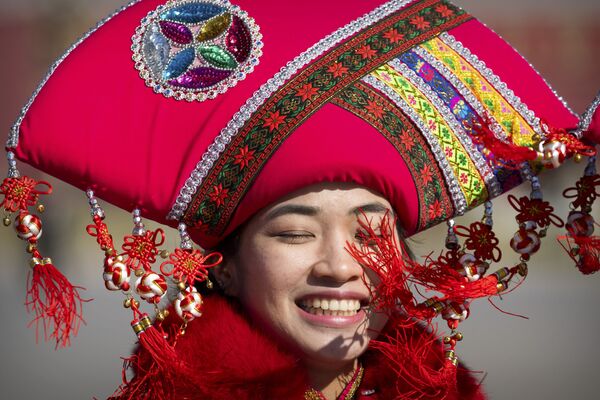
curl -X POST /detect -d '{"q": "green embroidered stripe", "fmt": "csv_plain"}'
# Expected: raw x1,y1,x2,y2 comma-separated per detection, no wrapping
185,0,471,234
330,81,455,230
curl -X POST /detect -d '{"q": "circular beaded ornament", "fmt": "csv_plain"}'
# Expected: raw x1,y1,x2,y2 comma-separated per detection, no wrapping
132,0,263,102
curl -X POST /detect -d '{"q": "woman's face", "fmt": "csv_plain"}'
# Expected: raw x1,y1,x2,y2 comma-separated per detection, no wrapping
223,183,391,369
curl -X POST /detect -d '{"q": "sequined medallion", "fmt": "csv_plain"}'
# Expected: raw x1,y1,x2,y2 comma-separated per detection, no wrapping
132,0,263,102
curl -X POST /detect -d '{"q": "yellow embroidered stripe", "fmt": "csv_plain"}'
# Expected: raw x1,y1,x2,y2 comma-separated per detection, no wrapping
419,37,537,147
370,64,487,207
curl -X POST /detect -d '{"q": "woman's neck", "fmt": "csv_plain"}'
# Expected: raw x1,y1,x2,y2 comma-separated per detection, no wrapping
306,359,359,399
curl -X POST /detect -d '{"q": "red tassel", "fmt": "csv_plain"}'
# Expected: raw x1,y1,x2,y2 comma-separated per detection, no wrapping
131,313,179,366
26,252,86,348
558,234,600,275
369,318,460,399
109,354,174,400
468,118,538,169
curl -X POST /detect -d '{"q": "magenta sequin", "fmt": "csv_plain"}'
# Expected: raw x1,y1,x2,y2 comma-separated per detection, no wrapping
226,16,251,62
159,20,193,45
168,67,233,89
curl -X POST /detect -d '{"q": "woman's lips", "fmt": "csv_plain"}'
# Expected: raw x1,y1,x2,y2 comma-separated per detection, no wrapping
295,295,368,328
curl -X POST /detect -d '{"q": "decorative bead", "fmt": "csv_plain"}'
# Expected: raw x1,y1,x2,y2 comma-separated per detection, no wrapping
175,286,203,322
135,271,168,303
566,211,595,237
124,298,132,308
197,12,231,42
537,139,567,169
159,250,170,259
442,302,468,322
510,229,541,256
103,255,131,292
14,211,42,241
3,216,10,226
458,253,489,282
37,204,45,213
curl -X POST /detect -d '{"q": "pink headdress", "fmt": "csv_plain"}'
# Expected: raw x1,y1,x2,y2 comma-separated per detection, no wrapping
2,0,599,396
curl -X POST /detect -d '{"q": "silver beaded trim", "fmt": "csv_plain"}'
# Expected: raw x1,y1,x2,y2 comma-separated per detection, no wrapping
131,0,263,102
363,74,468,216
86,189,105,219
132,208,146,236
7,0,143,149
412,45,508,142
6,151,20,178
388,58,502,199
439,32,544,139
572,91,600,139
167,0,415,220
178,222,194,250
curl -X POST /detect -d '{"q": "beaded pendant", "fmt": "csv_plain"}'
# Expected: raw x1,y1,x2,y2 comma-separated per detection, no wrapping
132,0,263,102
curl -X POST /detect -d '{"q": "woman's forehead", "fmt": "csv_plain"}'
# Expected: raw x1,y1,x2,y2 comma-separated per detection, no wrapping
260,183,394,220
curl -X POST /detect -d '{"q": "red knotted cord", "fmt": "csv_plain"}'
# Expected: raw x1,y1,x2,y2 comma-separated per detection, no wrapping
0,176,52,212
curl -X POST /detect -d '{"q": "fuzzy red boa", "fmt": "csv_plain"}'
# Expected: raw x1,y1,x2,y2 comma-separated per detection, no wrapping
113,295,485,399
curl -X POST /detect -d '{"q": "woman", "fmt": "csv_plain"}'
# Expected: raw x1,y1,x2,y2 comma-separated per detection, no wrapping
2,0,598,398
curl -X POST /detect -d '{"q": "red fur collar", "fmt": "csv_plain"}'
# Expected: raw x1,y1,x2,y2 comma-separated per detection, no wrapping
115,295,485,399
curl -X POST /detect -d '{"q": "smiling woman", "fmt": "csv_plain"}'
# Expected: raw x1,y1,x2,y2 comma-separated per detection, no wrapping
218,185,391,396
2,0,600,399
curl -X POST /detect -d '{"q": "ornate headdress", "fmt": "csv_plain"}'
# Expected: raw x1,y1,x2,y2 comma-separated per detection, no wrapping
2,0,599,396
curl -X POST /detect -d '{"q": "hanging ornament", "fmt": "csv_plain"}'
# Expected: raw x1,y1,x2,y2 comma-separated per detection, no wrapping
559,157,600,274
1,152,85,348
160,222,222,322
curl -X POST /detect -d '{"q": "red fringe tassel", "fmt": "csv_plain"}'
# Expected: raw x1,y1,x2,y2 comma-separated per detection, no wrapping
25,255,86,348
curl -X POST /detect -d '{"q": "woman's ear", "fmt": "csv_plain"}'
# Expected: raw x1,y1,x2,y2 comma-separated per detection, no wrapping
213,259,240,297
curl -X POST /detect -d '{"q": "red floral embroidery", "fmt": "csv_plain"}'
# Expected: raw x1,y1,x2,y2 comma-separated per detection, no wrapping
400,129,415,149
445,147,453,158
410,16,430,30
327,62,349,78
262,110,286,132
209,184,229,207
421,164,433,185
233,145,255,170
435,4,454,18
295,82,319,101
383,29,405,43
356,44,377,59
428,199,443,219
364,100,385,119
459,172,468,184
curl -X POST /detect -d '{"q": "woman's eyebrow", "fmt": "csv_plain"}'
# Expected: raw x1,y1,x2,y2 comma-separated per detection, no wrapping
351,202,390,216
265,204,321,221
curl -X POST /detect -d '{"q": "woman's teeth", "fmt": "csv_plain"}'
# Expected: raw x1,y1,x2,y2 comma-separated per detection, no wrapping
299,298,362,316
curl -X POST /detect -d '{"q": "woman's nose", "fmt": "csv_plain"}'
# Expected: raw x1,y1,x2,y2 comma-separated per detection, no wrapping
311,232,363,283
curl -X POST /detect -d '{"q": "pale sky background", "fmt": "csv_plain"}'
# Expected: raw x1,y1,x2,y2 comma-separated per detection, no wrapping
0,1,599,399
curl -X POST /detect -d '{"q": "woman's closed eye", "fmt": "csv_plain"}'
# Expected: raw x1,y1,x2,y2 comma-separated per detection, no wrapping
273,231,315,244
